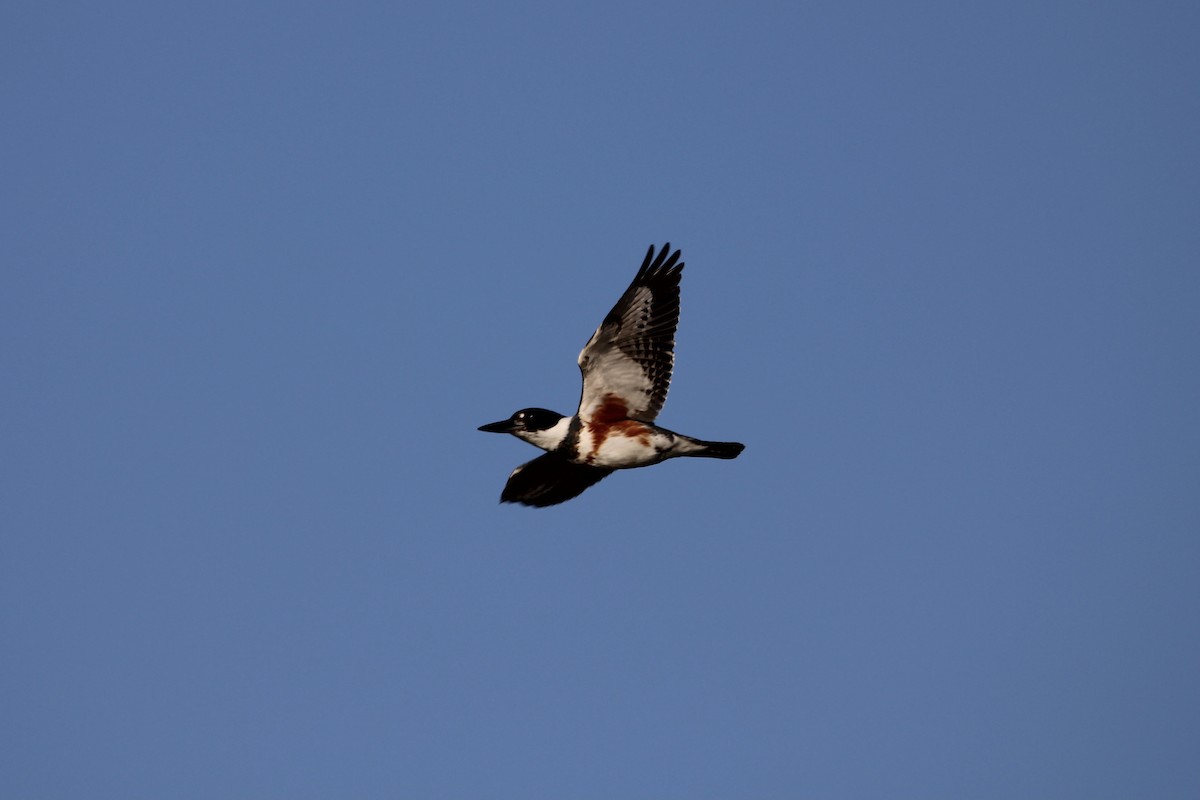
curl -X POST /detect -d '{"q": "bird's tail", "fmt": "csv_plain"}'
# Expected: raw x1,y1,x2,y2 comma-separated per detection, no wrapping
685,439,745,460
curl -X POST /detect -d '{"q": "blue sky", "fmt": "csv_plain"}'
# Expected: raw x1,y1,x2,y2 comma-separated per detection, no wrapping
3,2,1198,797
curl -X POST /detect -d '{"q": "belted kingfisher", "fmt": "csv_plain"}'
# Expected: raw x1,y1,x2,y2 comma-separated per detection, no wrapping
479,243,745,507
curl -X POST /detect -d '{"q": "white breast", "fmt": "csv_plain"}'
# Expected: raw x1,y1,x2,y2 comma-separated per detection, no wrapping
579,426,678,469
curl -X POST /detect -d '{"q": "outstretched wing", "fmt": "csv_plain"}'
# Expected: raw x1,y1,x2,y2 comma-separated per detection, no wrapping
499,452,615,507
576,244,683,424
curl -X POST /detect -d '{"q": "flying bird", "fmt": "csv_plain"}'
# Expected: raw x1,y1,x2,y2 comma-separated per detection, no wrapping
479,243,744,507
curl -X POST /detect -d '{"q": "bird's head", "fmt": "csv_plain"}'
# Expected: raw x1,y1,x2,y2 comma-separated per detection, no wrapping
478,408,569,450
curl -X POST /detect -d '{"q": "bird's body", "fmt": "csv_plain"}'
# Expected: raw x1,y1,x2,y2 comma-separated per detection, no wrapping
479,244,744,507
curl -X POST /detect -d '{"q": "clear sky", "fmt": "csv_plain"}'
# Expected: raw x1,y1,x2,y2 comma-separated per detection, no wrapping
3,2,1198,798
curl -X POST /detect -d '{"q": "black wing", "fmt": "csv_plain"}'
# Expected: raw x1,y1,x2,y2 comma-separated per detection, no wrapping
576,244,683,423
499,452,614,507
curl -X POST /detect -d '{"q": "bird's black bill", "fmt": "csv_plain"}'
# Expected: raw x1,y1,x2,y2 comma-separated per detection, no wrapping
478,420,515,433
